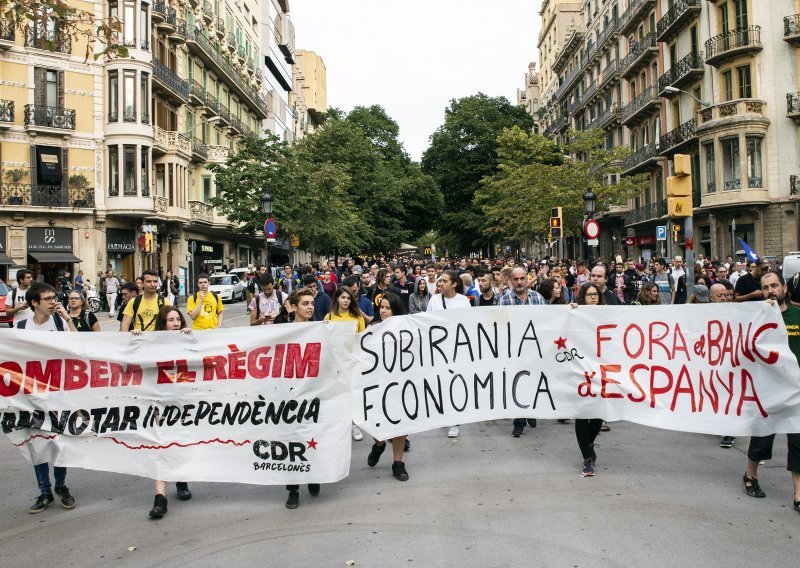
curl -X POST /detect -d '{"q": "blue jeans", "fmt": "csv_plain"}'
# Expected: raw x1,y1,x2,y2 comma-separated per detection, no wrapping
33,463,67,495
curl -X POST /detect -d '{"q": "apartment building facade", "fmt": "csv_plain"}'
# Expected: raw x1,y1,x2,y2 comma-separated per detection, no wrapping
0,0,300,290
535,0,800,263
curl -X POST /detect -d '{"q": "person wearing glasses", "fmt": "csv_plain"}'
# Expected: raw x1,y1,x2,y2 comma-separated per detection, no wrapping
16,283,77,514
66,290,100,332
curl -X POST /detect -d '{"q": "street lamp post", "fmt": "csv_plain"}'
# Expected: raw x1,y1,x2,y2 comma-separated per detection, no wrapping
261,192,273,274
583,188,596,261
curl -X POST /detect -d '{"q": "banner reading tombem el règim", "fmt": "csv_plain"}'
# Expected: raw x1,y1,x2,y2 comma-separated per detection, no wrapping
353,304,800,440
0,322,356,485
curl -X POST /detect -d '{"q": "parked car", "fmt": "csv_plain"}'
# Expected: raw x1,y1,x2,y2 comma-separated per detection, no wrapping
0,295,13,327
208,273,245,302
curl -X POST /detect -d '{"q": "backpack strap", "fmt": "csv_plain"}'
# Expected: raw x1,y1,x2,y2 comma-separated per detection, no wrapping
53,314,64,332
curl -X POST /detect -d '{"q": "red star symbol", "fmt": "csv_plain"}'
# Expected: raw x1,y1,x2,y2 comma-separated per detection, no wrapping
554,337,567,350
306,438,318,450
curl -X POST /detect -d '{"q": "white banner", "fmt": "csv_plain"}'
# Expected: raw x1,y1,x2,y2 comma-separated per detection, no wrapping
353,304,800,439
0,322,355,485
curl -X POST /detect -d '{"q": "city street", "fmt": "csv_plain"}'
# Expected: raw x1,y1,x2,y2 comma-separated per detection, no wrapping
0,300,796,568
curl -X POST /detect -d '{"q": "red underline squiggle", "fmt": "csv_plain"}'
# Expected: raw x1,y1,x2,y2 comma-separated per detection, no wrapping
14,433,59,447
109,438,252,450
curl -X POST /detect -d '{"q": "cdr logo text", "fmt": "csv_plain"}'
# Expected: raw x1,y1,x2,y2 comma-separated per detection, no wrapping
252,439,311,472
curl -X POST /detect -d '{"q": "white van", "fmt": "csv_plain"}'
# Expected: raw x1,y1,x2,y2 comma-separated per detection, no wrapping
782,252,800,281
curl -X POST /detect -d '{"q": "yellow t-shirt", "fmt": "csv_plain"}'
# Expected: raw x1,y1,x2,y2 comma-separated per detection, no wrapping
324,312,365,333
123,294,171,331
186,291,224,330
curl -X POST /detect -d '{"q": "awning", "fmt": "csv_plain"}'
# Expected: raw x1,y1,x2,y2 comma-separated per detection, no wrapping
28,252,82,263
0,253,13,265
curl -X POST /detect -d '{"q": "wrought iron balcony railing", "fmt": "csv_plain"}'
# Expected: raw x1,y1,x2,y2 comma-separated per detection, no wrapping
658,51,703,93
0,100,14,123
659,118,697,153
656,0,701,41
705,26,762,64
1,183,94,208
153,59,189,100
0,20,15,42
24,105,75,129
25,29,70,53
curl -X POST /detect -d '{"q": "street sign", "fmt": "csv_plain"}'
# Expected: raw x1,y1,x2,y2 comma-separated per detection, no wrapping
583,219,600,240
185,252,192,261
587,238,599,246
624,236,635,247
656,226,667,241
190,240,197,253
291,235,300,247
264,218,278,239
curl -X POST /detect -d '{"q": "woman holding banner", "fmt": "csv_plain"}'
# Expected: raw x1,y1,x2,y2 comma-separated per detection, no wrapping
570,283,606,478
138,306,193,519
365,292,410,481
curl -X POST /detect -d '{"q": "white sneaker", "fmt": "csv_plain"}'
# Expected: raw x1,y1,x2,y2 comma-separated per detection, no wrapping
351,424,363,441
447,425,460,438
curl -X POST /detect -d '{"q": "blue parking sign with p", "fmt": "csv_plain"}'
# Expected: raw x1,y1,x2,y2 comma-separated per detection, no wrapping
656,226,667,241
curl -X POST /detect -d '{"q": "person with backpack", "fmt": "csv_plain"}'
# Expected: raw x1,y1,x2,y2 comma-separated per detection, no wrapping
66,290,100,331
119,270,168,332
249,274,283,326
16,283,78,513
186,273,224,330
116,282,138,331
6,269,34,326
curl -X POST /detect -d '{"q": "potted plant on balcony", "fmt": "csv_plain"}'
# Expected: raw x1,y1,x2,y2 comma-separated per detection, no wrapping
68,174,90,207
3,168,27,205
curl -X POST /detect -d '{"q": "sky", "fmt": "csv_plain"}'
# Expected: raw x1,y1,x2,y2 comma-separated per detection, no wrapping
291,0,542,161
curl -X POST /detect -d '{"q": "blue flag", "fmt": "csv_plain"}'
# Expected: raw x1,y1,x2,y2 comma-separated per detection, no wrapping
738,239,758,262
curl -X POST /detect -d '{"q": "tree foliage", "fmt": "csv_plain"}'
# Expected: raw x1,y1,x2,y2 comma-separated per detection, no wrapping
1,0,125,59
421,93,534,254
475,128,649,243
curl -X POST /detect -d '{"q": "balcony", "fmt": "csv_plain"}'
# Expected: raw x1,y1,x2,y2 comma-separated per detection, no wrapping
239,121,257,138
705,26,762,67
189,200,215,224
204,92,219,117
255,68,263,84
0,20,14,49
791,175,800,197
216,17,226,39
157,7,177,32
229,115,244,135
622,143,660,175
0,100,13,128
226,32,236,52
152,126,192,159
658,51,704,96
206,145,231,163
552,115,569,134
623,199,667,226
1,183,94,208
247,58,255,74
596,17,620,54
24,105,75,131
237,45,246,63
169,19,188,44
192,138,208,162
552,29,585,74
788,92,800,122
569,94,583,115
189,79,205,106
621,86,660,125
554,64,584,101
620,0,657,35
152,59,189,104
620,33,657,79
597,103,621,129
696,99,768,133
659,118,697,156
25,29,70,54
785,15,800,46
583,80,598,105
217,102,231,125
151,1,165,22
657,0,701,43
599,59,620,89
202,1,213,24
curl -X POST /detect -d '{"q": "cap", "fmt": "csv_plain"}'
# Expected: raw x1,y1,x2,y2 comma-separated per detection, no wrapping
693,284,710,303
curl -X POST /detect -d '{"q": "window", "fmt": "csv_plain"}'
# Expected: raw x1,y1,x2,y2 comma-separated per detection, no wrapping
746,136,762,188
109,1,119,41
704,142,716,192
723,70,733,101
123,70,136,121
46,70,58,108
737,65,752,99
123,0,136,46
108,145,119,196
721,137,740,190
140,73,149,123
202,176,212,202
155,163,165,197
108,71,118,121
123,145,136,195
141,147,149,196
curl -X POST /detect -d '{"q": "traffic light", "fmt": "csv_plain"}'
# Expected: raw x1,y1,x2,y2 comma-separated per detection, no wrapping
672,224,681,242
549,207,563,239
667,154,692,217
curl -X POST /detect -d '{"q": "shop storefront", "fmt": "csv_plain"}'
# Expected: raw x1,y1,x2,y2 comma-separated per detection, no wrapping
27,227,81,286
635,235,658,262
0,227,13,282
190,239,224,280
106,228,136,282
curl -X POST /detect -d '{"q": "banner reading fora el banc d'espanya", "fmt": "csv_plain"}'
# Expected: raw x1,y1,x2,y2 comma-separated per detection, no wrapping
0,321,357,485
352,303,800,440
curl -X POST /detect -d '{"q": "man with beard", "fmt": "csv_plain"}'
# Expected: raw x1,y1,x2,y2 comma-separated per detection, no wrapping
734,259,769,302
474,270,498,306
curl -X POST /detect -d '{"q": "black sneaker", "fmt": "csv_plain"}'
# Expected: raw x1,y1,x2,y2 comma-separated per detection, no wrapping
149,494,168,519
720,436,735,448
392,461,409,481
794,500,800,513
581,458,595,477
176,482,192,501
308,484,320,496
285,490,299,509
404,437,411,452
54,485,76,509
743,475,766,498
29,493,54,514
527,419,537,428
367,442,386,467
511,426,524,438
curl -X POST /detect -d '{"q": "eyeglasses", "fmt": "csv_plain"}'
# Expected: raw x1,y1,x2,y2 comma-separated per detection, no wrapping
40,295,57,302
584,292,599,297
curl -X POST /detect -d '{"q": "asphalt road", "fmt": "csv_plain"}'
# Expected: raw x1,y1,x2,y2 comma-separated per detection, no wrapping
2,299,796,567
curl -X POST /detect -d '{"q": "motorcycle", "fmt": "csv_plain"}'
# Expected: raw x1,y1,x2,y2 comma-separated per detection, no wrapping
85,284,102,313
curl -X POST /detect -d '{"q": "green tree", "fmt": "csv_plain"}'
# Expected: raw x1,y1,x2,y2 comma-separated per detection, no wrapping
421,93,534,254
475,128,648,243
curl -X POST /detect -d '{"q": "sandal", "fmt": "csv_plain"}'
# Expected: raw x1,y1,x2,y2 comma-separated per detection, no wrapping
742,474,766,498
